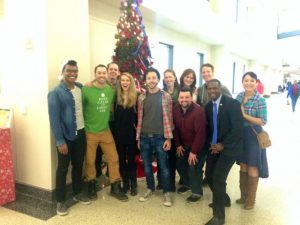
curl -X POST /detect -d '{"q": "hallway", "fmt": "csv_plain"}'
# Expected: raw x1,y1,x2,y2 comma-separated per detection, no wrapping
0,92,298,225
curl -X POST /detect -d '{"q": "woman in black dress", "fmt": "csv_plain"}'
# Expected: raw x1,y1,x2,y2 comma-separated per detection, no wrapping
114,72,138,196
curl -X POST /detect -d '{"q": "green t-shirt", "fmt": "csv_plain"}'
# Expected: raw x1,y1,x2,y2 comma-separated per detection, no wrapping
82,84,115,133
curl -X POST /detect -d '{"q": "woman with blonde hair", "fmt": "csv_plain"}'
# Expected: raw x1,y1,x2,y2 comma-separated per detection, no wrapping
115,72,138,196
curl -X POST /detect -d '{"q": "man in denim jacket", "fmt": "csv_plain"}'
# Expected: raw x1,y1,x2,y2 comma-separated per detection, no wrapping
48,60,90,216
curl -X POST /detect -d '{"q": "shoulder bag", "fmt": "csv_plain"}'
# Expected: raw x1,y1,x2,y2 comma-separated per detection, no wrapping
251,125,271,149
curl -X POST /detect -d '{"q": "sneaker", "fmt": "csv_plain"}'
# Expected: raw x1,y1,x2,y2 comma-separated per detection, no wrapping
186,194,201,203
139,189,152,202
177,185,190,194
56,202,68,216
163,192,172,207
73,193,91,205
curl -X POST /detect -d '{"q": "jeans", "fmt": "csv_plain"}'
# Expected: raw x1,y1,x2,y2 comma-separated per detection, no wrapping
176,146,206,196
291,96,298,112
157,139,176,191
56,129,86,202
140,134,171,193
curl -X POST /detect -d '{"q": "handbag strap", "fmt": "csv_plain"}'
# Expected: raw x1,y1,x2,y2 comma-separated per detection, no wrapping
250,125,259,135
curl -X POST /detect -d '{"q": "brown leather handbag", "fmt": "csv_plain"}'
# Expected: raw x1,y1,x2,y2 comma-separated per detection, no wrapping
251,126,271,149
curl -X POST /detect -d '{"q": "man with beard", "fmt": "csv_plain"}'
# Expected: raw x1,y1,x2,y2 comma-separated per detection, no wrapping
82,64,127,202
173,86,206,203
94,62,120,190
136,67,174,207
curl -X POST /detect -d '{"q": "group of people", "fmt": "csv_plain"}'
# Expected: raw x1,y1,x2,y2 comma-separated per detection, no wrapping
48,61,268,225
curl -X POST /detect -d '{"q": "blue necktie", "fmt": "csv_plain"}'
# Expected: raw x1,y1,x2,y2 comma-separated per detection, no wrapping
212,102,218,144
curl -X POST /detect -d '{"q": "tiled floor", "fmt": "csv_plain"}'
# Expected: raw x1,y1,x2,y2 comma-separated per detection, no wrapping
0,93,299,225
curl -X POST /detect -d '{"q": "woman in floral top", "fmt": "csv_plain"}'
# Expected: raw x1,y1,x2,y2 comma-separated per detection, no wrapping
235,71,268,210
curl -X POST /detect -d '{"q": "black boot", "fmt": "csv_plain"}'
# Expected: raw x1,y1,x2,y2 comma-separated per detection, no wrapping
129,171,138,196
130,179,138,196
111,181,128,202
122,171,129,194
88,180,97,200
122,181,129,194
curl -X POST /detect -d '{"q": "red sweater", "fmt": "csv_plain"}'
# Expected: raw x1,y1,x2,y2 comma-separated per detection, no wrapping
173,102,206,154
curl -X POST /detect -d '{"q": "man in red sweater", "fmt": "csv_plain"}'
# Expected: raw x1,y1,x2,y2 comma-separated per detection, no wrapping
173,86,207,202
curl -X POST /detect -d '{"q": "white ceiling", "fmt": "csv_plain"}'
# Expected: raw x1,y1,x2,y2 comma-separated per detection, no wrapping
99,0,300,75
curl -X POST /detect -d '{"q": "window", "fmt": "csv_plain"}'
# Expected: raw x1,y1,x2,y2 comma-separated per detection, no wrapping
152,42,173,88
235,0,239,24
277,8,300,39
197,52,204,85
232,62,236,93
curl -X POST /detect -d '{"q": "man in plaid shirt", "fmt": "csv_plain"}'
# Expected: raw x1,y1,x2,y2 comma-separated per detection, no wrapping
136,67,174,207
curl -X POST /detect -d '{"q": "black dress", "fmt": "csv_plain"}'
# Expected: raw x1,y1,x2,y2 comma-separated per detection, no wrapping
114,104,137,145
114,104,138,188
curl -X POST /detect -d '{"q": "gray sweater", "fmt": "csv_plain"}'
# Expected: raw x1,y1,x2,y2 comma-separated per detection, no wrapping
196,84,232,106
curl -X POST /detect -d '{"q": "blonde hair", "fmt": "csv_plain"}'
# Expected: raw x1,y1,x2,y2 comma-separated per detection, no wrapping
116,72,137,108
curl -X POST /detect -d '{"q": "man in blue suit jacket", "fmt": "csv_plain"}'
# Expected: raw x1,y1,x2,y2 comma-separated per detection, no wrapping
204,79,243,225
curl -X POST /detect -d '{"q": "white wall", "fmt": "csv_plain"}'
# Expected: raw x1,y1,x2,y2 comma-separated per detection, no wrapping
3,0,52,190
47,0,91,189
1,0,91,191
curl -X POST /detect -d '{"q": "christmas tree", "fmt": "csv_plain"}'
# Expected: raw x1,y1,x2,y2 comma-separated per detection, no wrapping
113,0,152,89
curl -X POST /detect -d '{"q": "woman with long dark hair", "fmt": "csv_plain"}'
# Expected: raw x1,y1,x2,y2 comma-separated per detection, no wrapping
179,68,197,102
235,71,268,209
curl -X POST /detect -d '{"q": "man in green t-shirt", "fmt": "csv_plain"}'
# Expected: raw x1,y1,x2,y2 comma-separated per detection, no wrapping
82,64,128,202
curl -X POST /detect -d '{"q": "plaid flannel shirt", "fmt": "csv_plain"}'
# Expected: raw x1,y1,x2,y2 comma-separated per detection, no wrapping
136,90,174,140
236,91,267,126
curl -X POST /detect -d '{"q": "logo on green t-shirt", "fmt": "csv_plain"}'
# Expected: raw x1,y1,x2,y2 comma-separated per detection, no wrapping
97,93,109,113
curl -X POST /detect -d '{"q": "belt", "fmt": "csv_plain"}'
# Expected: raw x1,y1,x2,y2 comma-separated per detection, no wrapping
141,133,162,137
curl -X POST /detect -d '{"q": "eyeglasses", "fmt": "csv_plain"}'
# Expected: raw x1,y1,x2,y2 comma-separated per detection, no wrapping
65,69,78,73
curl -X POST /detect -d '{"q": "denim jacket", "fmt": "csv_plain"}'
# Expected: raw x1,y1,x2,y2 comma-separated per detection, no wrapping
48,81,83,146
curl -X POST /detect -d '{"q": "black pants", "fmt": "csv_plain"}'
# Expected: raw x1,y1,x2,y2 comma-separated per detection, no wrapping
205,152,235,220
95,146,103,177
116,143,137,184
176,146,206,195
56,129,86,202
